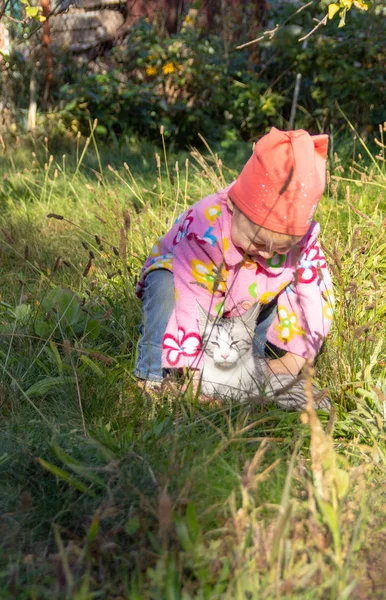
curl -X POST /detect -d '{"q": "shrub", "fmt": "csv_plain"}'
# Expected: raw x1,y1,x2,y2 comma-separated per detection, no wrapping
3,1,385,145
56,16,285,144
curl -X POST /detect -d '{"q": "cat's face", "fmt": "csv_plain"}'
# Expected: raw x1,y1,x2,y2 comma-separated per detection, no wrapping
200,320,251,367
197,303,260,369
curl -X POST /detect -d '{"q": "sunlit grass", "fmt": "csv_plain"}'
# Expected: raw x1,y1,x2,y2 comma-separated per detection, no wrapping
0,125,385,598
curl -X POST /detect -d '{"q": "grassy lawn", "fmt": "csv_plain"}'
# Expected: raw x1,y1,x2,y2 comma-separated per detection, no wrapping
0,126,385,599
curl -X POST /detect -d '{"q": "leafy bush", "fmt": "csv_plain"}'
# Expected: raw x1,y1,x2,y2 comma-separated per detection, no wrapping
56,16,285,144
3,1,386,145
264,0,386,133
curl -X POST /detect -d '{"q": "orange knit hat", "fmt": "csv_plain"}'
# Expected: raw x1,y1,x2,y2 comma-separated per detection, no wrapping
228,127,329,236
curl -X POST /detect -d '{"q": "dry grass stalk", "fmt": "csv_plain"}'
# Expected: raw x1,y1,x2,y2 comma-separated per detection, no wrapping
119,228,127,261
302,362,338,504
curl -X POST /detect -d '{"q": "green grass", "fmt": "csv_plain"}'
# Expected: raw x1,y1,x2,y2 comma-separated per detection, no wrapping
0,126,385,599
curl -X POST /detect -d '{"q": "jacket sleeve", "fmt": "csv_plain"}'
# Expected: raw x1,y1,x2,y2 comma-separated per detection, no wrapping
161,232,228,369
266,232,334,360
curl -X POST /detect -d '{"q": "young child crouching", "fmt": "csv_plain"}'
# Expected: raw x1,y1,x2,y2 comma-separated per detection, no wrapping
134,127,334,407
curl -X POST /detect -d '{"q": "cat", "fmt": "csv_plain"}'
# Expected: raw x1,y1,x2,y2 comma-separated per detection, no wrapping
197,302,331,412
197,302,267,401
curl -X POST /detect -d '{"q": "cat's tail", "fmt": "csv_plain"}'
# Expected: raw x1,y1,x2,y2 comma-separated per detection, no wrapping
251,361,331,413
266,372,331,412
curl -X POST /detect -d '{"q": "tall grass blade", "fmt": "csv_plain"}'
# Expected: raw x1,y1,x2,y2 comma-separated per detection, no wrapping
36,458,96,496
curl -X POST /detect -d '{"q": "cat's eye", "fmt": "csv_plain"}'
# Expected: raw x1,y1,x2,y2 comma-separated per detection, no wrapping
210,341,220,347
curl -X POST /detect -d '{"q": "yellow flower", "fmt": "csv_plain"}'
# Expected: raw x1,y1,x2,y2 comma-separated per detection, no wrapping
353,0,368,10
146,66,157,77
183,15,194,26
162,62,175,75
191,259,227,295
275,306,305,342
322,289,335,320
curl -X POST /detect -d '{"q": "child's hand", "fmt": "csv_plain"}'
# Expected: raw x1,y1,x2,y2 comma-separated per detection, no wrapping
180,370,217,403
179,369,200,394
268,353,306,376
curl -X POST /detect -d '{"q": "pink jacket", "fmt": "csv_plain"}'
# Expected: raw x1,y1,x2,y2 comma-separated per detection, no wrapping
136,187,334,369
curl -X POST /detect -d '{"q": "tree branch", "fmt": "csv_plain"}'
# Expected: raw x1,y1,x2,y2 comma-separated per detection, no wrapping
236,0,314,50
298,14,328,42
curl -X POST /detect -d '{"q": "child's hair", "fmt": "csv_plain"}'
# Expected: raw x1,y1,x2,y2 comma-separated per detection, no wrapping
254,226,303,250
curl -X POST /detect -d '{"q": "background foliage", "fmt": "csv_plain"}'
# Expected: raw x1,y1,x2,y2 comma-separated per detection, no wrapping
1,0,385,146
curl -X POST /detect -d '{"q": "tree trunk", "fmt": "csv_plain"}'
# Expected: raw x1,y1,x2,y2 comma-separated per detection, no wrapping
28,70,37,131
202,0,221,31
255,0,267,28
164,0,184,33
41,0,53,107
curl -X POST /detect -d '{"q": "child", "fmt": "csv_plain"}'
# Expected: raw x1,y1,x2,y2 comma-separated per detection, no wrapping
134,127,334,397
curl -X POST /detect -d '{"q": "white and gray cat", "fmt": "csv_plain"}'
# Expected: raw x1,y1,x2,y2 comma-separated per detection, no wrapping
197,303,331,412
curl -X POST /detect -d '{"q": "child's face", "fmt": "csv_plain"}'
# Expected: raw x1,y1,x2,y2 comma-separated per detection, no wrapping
227,197,302,260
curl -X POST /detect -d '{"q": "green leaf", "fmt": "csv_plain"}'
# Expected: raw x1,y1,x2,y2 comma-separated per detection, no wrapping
0,300,14,310
34,321,52,338
57,291,80,325
14,303,31,322
328,3,341,19
64,99,78,111
165,556,180,600
338,8,347,27
96,124,108,135
0,453,9,466
335,468,350,499
42,287,83,326
25,376,76,398
186,502,200,544
26,5,40,17
87,515,100,543
52,445,106,487
79,354,104,377
52,445,80,467
174,516,193,551
318,498,338,534
84,319,101,339
36,458,96,496
48,341,64,376
125,517,140,535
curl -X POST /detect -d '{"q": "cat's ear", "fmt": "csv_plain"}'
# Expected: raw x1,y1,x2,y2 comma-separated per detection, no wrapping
196,302,215,331
241,302,261,329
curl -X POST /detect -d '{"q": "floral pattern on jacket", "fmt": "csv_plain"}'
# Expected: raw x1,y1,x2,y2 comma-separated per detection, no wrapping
136,187,334,368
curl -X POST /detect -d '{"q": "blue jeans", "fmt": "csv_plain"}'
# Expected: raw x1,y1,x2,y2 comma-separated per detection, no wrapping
134,269,280,382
